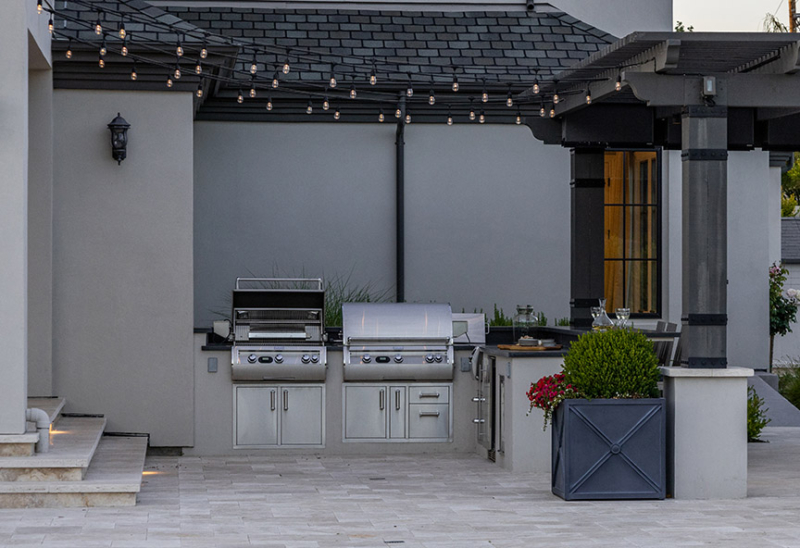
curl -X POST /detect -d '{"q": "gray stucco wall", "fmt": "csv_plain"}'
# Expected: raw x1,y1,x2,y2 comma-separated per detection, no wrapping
52,89,195,446
193,122,571,327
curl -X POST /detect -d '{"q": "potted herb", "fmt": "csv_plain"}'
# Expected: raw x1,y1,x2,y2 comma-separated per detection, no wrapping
528,328,665,500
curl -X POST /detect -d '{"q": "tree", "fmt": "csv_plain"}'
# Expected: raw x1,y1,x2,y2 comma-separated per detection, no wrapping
764,12,789,32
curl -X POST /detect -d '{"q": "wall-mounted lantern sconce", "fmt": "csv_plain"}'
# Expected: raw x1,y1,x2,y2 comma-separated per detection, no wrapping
107,113,130,165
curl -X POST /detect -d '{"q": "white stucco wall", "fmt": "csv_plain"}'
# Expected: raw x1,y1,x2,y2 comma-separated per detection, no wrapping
193,122,571,327
52,90,195,446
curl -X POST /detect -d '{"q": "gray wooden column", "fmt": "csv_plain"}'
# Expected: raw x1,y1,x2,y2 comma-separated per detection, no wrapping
681,106,728,368
570,147,605,328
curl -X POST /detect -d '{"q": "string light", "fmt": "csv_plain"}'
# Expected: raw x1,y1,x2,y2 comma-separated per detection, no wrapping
479,109,486,124
272,71,279,89
166,74,173,88
100,38,107,57
469,98,476,121
428,88,435,106
515,109,522,124
200,40,208,59
481,80,488,103
506,85,513,107
119,22,126,39
550,106,555,118
250,52,258,75
447,105,453,126
553,89,560,104
37,0,43,15
350,83,357,99
395,105,401,118
370,64,377,86
48,15,54,34
65,40,72,59
250,80,256,98
334,106,341,120
98,54,105,68
130,61,137,81
95,12,102,35
533,79,540,94
405,112,411,124
176,35,183,57
282,56,290,74
406,75,414,98
174,62,181,80
237,89,244,103
266,96,273,111
585,86,591,105
195,59,202,75
196,83,203,98
329,66,337,88
539,104,545,117
323,96,330,110
452,74,459,92
306,100,313,114
121,36,128,56
378,109,385,122
615,75,622,91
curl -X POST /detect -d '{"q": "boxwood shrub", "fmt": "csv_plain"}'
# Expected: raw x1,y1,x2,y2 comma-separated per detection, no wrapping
562,329,660,399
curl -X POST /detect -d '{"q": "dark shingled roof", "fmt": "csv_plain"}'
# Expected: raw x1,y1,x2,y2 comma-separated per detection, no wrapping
783,218,800,264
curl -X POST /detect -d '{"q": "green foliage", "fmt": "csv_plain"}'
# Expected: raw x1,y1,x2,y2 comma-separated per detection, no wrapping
674,21,694,32
562,329,660,400
324,272,392,326
747,386,771,442
782,153,800,200
489,304,513,327
778,364,800,410
555,317,571,327
536,311,548,327
769,262,799,338
782,194,798,217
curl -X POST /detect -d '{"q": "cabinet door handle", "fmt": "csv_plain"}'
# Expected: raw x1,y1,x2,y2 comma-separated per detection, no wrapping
395,389,401,410
419,392,440,398
419,411,440,417
379,389,385,411
473,418,485,423
270,390,276,411
472,397,486,402
283,389,288,411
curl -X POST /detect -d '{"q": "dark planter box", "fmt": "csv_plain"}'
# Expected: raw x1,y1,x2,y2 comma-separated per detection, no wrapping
551,398,666,500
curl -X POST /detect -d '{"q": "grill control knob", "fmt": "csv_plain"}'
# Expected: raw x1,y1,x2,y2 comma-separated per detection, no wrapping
425,354,435,363
301,354,311,364
247,354,257,364
274,354,284,363
394,354,404,363
434,354,443,363
362,354,372,363
310,355,320,363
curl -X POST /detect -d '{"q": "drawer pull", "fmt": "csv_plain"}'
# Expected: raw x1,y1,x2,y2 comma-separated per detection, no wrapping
473,418,485,424
419,411,440,417
418,392,441,398
472,397,486,402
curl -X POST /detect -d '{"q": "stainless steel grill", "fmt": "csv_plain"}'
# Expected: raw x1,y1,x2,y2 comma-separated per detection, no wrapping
230,278,327,381
342,303,454,381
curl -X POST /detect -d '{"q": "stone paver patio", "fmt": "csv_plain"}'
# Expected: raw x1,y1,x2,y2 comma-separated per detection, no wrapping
1,427,799,547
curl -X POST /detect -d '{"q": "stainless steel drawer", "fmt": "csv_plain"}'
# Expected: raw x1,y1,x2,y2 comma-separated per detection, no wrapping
408,404,449,439
408,385,450,404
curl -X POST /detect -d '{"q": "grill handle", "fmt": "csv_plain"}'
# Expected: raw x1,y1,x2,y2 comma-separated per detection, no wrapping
236,277,323,291
346,337,452,345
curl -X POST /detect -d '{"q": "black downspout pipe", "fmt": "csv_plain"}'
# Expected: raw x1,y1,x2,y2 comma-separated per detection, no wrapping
395,95,406,303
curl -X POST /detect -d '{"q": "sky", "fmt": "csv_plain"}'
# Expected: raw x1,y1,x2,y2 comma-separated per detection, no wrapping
672,0,789,31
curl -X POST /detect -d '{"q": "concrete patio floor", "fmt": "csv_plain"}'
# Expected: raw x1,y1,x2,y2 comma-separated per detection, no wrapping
1,427,799,548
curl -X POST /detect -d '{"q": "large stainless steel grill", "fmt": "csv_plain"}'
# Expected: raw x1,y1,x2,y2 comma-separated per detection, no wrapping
230,278,327,381
342,303,454,381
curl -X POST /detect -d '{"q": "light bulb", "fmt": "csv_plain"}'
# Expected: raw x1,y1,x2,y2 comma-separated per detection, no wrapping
66,45,72,59
329,74,337,88
200,46,208,59
266,98,273,111
195,61,202,75
515,112,522,125
131,64,137,81
506,93,513,107
177,45,183,57
350,85,357,99
237,90,243,103
37,0,42,14
428,90,435,105
282,60,290,74
405,113,411,124
370,66,377,86
196,85,203,98
540,106,545,117
378,109,385,122
479,110,485,124
554,92,559,104
550,107,555,118
334,108,341,120
323,96,330,111
98,56,105,68
533,81,539,94
406,79,413,98
447,115,453,126
95,21,102,35
482,89,488,103
306,101,313,114
452,75,459,92
272,73,279,89
615,76,622,91
100,41,107,56
167,76,173,88
48,16,54,34
250,57,258,74
250,87,256,98
121,40,128,57
395,107,401,118
585,91,591,105
119,23,126,39
469,108,475,121
174,66,181,80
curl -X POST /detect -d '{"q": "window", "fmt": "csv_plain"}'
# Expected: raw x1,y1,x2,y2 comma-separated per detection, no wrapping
604,150,660,316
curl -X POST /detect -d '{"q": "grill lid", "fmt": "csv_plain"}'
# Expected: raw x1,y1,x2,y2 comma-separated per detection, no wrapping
342,303,452,345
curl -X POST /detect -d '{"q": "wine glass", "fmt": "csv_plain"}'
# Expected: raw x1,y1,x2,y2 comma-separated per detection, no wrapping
615,308,630,328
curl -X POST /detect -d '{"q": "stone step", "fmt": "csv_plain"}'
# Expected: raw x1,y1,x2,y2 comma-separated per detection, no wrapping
0,416,106,481
0,397,66,457
0,436,147,508
27,396,66,425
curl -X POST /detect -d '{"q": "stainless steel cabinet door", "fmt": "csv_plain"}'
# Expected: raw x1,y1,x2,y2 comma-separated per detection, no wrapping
389,386,406,439
235,386,278,446
344,385,387,439
280,386,324,445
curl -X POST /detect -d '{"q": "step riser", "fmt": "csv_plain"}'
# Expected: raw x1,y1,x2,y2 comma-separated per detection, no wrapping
0,444,34,458
0,492,136,508
0,467,85,482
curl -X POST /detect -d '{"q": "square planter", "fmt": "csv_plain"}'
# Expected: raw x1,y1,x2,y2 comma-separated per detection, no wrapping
551,398,666,500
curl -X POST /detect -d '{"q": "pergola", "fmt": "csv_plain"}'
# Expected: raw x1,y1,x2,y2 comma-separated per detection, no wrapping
525,32,800,368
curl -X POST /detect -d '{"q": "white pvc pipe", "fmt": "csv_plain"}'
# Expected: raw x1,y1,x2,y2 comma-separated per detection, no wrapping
26,408,50,453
